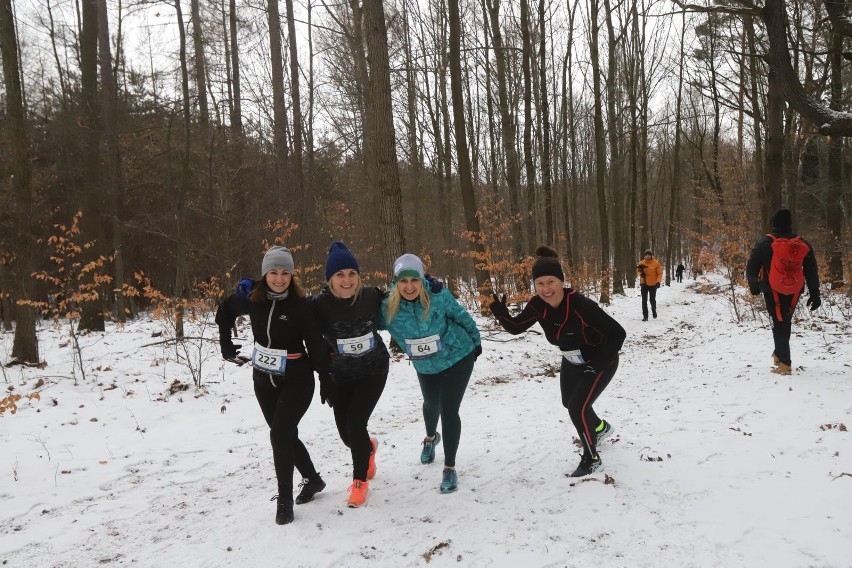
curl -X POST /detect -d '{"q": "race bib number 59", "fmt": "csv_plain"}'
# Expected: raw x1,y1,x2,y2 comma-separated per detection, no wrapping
252,345,288,375
405,335,443,359
337,332,376,356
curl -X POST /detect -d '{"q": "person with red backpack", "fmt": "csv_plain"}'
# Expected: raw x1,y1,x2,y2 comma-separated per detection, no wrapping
746,209,821,375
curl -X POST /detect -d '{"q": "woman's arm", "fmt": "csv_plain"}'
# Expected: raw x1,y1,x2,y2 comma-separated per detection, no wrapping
489,296,541,335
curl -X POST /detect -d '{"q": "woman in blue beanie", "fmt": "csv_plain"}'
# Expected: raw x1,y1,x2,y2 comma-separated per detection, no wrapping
310,241,390,508
215,245,330,525
380,253,481,495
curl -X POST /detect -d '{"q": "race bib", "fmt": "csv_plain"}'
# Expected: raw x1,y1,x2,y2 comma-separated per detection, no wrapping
562,349,586,365
252,345,288,375
337,332,376,356
405,334,443,359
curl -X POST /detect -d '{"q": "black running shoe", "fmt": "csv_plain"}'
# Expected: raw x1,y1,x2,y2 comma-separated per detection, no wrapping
570,454,602,477
295,475,326,504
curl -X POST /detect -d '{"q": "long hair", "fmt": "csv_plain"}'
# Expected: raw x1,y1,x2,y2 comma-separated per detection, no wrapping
328,274,363,305
385,280,430,323
249,275,305,302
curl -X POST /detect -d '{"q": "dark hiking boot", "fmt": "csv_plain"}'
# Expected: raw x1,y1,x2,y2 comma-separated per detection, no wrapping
273,495,294,525
295,475,326,504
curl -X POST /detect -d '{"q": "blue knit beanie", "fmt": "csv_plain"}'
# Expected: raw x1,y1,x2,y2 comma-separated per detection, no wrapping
325,241,360,281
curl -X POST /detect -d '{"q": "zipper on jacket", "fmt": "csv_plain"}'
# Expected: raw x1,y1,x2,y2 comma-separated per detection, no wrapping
266,299,276,386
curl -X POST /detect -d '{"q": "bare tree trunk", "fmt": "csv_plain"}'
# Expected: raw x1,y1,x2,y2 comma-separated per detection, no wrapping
589,0,610,303
46,0,69,110
228,0,243,136
666,10,686,288
825,28,844,287
174,0,192,338
284,0,306,226
603,0,624,295
486,0,523,260
764,67,784,223
268,0,290,206
190,0,209,127
538,0,554,245
520,0,535,254
78,0,105,332
363,0,406,262
1,0,39,363
448,0,492,296
98,0,126,322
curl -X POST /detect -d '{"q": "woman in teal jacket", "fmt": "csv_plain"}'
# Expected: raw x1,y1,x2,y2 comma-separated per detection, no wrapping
380,253,481,494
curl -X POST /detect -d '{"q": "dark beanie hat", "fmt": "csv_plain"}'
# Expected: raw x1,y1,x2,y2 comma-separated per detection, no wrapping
531,245,565,281
771,209,792,232
644,249,654,257
325,241,360,280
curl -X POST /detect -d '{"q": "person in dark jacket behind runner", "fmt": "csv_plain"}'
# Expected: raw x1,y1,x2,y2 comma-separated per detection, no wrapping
311,242,389,508
380,253,482,495
215,246,330,525
745,209,820,375
489,246,626,477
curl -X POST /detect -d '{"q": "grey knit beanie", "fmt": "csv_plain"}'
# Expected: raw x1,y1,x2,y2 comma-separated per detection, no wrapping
261,246,295,276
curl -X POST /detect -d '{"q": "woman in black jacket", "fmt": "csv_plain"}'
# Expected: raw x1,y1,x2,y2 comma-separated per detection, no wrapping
216,246,330,525
489,246,626,477
311,242,389,508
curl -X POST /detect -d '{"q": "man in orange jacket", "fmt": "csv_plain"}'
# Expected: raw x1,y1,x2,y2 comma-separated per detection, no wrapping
637,249,663,321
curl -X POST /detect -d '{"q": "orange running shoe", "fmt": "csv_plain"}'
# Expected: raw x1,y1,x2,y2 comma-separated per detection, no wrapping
366,437,379,480
347,479,369,507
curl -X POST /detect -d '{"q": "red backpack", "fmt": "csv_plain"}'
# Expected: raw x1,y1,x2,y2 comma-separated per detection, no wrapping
766,234,809,295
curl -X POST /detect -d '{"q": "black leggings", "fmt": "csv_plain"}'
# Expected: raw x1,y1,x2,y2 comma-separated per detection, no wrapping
560,355,618,459
641,284,657,318
417,352,475,468
763,290,796,365
253,360,319,496
332,370,388,481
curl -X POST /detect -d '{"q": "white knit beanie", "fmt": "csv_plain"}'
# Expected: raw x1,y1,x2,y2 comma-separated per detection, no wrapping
392,253,424,283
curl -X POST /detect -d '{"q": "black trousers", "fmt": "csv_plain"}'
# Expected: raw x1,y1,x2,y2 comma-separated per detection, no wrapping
560,355,618,459
763,290,796,365
332,370,388,481
640,284,658,318
253,359,319,497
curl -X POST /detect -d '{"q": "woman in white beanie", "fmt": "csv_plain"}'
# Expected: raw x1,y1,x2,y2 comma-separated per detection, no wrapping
380,253,481,495
215,245,330,525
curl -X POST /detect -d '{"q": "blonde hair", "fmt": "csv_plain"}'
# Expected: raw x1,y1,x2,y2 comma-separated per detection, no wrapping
328,272,363,305
386,280,430,323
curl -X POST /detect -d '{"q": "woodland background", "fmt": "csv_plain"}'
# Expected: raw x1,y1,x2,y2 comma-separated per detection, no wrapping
1,0,851,364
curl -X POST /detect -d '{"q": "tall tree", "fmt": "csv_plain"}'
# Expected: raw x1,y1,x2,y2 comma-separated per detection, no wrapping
589,0,611,303
284,0,306,224
190,0,209,127
98,0,126,321
268,0,291,206
537,0,554,245
363,0,406,261
486,0,523,260
448,0,493,297
0,0,38,363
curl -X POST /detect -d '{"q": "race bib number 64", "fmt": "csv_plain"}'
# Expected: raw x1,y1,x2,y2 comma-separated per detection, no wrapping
405,334,443,359
252,345,288,375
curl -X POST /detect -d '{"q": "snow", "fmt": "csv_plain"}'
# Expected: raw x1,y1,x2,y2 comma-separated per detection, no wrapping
2,275,851,567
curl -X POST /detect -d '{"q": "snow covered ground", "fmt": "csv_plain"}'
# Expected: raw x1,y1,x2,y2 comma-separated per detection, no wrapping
2,275,851,568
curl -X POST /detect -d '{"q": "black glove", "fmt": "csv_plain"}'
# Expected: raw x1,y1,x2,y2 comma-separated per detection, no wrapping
220,337,241,360
806,294,821,311
236,278,254,302
319,373,335,407
473,344,482,360
655,283,660,289
748,283,760,296
489,294,508,317
424,274,444,294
